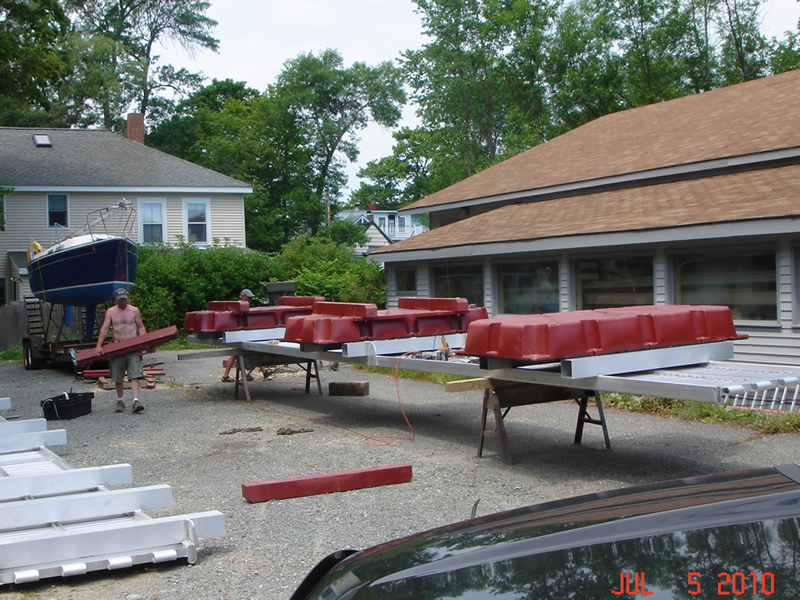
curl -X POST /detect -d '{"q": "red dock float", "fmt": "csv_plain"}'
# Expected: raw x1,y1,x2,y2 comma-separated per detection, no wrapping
282,298,488,346
74,325,180,365
460,305,746,364
242,463,413,503
182,297,322,333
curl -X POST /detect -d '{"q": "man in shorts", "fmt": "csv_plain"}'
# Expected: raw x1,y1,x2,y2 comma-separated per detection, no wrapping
95,288,147,413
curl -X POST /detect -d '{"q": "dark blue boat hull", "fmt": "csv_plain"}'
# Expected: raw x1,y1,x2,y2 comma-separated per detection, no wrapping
28,237,138,307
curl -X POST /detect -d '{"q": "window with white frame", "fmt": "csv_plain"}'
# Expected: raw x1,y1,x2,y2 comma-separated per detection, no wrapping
47,194,68,229
396,268,417,294
183,198,209,244
139,198,166,243
433,265,484,307
674,249,777,321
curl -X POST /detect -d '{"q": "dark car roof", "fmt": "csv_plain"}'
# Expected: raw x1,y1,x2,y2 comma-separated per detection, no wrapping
293,465,800,599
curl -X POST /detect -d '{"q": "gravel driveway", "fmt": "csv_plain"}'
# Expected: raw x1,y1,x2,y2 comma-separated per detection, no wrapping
2,349,798,599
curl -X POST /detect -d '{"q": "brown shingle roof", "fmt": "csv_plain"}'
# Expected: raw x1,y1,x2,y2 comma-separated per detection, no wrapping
372,164,800,254
406,70,800,211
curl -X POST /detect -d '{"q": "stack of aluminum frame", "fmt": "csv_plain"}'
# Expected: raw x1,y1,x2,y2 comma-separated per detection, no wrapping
0,397,225,586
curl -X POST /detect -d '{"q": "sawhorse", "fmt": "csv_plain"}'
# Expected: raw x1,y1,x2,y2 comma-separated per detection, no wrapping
234,354,322,402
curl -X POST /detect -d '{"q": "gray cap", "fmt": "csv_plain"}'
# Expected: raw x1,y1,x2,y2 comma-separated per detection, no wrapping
115,287,129,301
240,289,254,298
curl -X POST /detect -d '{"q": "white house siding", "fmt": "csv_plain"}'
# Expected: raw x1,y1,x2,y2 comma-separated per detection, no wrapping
381,233,800,366
208,194,246,247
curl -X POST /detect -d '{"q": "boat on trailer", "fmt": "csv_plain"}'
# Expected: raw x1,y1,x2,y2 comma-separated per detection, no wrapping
27,200,138,340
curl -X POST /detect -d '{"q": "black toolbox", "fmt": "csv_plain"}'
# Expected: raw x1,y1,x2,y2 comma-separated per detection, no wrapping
40,391,94,420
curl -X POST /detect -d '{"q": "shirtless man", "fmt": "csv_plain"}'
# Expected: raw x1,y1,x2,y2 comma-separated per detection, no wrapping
95,287,147,413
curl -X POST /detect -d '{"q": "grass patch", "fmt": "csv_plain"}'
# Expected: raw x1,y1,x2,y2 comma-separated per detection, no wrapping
157,334,213,351
604,393,800,435
0,346,23,362
353,364,468,384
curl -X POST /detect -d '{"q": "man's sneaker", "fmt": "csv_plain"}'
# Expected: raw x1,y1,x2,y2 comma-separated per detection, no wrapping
115,400,126,413
132,400,144,414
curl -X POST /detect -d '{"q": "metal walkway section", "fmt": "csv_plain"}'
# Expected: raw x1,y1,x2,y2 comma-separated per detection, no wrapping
0,405,225,586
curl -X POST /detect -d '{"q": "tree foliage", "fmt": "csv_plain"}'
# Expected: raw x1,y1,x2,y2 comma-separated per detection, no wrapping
0,0,69,107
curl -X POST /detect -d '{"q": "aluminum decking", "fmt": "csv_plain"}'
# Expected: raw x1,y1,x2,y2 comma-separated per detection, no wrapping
0,405,225,586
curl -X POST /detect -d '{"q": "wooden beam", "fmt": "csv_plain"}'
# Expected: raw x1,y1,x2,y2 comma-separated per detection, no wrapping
242,463,412,503
74,326,179,365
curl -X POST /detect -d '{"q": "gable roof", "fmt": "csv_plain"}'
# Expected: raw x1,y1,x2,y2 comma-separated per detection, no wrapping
403,70,800,214
0,127,251,193
372,163,800,256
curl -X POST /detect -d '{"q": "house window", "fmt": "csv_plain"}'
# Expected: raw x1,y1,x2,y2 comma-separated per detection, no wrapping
387,215,396,237
398,217,406,233
47,194,68,229
0,277,7,306
674,250,777,321
576,256,653,310
183,198,209,244
497,261,559,314
139,199,165,243
378,217,386,229
433,265,484,306
396,268,417,293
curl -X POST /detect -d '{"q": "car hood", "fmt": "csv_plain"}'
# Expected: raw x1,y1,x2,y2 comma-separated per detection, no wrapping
293,465,800,599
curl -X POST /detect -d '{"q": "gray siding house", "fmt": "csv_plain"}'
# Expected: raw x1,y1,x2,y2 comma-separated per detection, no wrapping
371,70,800,366
0,116,252,304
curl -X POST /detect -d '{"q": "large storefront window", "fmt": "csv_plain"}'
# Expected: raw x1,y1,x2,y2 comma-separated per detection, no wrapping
433,265,484,306
497,261,559,314
576,256,654,310
674,250,777,321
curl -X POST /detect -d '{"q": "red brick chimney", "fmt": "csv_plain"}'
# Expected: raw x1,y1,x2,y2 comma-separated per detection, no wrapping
126,113,145,143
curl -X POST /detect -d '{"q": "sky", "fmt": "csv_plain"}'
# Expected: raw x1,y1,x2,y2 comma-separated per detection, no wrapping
156,0,800,193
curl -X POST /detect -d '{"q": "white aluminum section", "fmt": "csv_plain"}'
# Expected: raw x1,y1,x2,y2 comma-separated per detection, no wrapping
561,342,735,378
341,334,467,359
0,464,133,500
1,485,173,530
0,511,225,585
0,418,47,435
400,148,800,216
223,328,286,343
0,397,10,410
0,430,67,452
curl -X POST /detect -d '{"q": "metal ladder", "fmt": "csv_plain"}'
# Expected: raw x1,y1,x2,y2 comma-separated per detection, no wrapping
0,398,225,586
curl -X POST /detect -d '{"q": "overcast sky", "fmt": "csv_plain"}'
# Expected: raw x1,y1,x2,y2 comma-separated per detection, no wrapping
156,0,800,193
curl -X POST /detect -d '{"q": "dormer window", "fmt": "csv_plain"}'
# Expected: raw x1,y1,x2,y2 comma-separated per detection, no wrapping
33,134,52,147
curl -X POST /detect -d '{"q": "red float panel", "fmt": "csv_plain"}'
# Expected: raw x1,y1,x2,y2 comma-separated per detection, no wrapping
242,463,413,503
282,300,488,345
276,296,323,307
75,326,180,365
461,305,746,363
183,298,321,333
398,297,470,312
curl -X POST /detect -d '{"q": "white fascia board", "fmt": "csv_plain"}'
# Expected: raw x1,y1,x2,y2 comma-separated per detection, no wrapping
10,186,253,194
372,217,800,263
400,148,800,216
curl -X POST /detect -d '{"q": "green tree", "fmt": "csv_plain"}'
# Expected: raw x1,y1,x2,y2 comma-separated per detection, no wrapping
64,0,218,131
716,0,770,83
0,0,69,107
275,49,406,228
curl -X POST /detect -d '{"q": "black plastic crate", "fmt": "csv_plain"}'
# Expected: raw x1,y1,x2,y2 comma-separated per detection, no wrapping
40,392,94,420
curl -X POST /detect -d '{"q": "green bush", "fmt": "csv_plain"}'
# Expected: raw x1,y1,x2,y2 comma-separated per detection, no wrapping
132,235,387,329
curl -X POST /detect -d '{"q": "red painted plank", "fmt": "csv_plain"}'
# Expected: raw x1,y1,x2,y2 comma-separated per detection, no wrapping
74,326,180,365
242,463,413,503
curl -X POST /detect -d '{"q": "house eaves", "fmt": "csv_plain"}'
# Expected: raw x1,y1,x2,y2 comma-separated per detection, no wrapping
371,163,800,261
400,70,800,216
10,185,253,194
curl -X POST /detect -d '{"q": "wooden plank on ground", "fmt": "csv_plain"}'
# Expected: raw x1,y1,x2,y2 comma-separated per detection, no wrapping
242,463,413,503
443,378,520,393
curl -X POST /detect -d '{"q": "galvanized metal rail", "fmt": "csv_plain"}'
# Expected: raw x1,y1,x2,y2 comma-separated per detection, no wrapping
0,408,225,586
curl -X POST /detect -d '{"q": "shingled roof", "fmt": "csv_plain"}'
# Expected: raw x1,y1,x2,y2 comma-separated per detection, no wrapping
403,70,800,213
372,71,800,257
0,127,251,191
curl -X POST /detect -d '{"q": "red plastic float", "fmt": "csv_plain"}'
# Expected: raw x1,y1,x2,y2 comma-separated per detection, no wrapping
282,298,488,346
460,305,746,363
182,296,322,333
